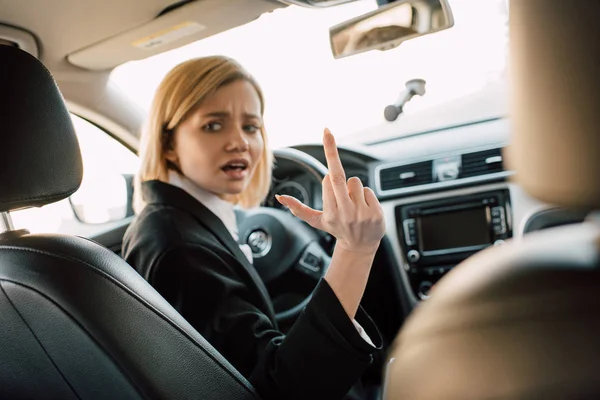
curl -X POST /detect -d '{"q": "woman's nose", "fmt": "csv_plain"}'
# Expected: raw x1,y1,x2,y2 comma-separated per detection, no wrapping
225,127,249,152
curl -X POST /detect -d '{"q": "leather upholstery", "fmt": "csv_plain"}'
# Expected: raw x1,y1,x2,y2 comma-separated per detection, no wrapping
0,234,259,399
385,223,600,399
0,45,83,212
0,45,259,399
507,0,600,209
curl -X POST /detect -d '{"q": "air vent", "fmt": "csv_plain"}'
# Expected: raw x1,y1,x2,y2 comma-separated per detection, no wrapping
461,148,504,178
379,161,433,191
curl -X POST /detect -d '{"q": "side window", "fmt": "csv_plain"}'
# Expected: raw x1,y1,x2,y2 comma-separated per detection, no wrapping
11,114,139,237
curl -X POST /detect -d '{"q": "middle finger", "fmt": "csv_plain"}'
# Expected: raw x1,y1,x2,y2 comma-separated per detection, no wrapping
323,128,352,209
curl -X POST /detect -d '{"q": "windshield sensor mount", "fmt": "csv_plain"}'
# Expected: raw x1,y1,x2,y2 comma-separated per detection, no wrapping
384,78,426,122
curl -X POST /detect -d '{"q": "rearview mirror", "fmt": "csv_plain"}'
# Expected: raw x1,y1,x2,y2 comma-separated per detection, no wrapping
330,0,454,59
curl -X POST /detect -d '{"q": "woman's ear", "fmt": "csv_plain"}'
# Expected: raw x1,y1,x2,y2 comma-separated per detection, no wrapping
164,148,178,165
164,148,182,173
163,129,179,166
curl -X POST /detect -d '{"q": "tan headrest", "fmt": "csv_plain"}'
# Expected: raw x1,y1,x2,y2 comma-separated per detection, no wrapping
383,222,600,399
507,0,600,209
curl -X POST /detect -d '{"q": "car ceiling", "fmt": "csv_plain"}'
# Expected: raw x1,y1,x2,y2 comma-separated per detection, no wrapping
3,0,171,71
0,0,287,146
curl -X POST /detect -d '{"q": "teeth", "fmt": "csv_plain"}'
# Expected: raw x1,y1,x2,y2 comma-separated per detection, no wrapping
223,164,247,171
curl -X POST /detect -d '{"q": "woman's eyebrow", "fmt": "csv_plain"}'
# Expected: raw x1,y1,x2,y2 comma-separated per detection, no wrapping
202,111,261,120
244,113,261,120
202,111,229,118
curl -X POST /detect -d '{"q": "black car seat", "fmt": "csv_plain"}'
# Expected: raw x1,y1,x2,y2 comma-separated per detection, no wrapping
0,44,260,400
384,1,600,399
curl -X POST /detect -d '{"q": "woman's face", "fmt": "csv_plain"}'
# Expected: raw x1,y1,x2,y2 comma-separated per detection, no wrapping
166,79,264,198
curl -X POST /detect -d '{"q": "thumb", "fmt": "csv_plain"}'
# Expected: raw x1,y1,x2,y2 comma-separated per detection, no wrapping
276,195,323,229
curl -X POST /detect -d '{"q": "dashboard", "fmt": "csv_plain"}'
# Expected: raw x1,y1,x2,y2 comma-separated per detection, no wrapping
273,116,590,319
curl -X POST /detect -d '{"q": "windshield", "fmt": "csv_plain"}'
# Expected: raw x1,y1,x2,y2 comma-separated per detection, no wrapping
110,0,509,148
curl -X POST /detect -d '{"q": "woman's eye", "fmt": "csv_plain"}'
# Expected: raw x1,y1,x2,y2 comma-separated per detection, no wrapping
244,125,261,134
202,122,222,132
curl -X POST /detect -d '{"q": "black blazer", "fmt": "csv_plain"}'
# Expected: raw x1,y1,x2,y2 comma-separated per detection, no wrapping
122,180,382,400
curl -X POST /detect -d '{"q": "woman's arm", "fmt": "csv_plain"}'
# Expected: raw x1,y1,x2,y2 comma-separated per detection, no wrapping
153,243,380,400
276,129,385,319
324,248,376,319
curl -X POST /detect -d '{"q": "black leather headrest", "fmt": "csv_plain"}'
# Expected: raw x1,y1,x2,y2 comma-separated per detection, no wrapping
0,45,82,213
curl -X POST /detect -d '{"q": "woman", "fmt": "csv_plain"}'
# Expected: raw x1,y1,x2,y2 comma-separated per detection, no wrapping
122,56,385,400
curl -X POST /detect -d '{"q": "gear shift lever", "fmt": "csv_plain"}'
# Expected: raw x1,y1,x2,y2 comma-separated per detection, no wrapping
384,78,427,122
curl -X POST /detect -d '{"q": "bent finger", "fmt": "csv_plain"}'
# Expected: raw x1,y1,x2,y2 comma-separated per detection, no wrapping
347,177,366,204
363,187,380,208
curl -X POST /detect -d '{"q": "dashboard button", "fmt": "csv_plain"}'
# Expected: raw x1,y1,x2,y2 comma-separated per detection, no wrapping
403,219,417,245
299,251,322,275
491,206,507,234
493,224,507,234
407,250,420,262
418,281,433,300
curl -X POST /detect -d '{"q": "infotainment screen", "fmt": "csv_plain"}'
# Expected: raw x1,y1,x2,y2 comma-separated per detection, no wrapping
419,207,491,252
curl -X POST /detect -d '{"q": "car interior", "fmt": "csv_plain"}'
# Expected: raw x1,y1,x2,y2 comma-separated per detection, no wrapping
1,0,599,398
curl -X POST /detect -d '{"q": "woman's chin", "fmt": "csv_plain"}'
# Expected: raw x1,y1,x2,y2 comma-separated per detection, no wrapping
222,183,248,196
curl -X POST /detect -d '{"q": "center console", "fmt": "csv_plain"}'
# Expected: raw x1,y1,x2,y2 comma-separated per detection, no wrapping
395,189,512,299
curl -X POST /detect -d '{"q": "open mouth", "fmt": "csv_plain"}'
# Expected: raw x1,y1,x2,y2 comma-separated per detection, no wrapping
221,159,249,172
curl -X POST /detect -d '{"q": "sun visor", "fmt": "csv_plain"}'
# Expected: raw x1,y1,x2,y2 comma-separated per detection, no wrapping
68,0,285,71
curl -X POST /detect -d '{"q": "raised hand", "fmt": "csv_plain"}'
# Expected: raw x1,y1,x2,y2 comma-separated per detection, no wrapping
276,128,385,255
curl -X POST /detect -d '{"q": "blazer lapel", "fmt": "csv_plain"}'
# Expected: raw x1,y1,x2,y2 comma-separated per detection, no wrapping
142,180,276,320
191,205,255,272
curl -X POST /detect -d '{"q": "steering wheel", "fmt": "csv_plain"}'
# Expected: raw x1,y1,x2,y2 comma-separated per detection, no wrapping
237,148,330,325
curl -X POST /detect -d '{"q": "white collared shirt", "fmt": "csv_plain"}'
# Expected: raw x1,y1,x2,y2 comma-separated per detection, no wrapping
168,170,254,263
166,170,374,347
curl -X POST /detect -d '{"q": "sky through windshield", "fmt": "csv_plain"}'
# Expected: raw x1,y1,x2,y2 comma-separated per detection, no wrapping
110,0,509,148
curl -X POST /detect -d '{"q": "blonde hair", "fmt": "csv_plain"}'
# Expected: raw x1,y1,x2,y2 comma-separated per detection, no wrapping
134,56,273,213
